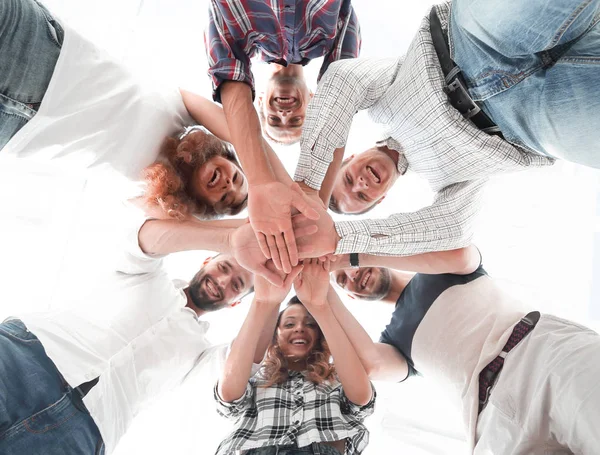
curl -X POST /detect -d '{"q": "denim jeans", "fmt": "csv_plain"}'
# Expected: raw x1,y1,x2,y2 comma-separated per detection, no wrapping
0,319,104,455
450,0,600,168
245,442,342,455
0,0,63,151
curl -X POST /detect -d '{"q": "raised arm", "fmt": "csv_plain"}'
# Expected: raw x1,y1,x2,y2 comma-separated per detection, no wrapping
294,259,373,406
294,57,402,191
294,178,487,258
326,286,408,382
331,245,482,275
219,270,301,402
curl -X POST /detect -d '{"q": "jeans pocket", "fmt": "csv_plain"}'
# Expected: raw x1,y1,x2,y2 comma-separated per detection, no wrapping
0,319,40,344
32,0,64,48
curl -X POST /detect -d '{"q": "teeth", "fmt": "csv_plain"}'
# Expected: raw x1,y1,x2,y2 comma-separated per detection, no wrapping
207,280,219,298
361,271,370,289
367,166,381,183
208,169,220,188
292,340,307,345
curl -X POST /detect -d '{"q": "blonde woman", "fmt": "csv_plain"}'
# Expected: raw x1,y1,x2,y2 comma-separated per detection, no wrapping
215,259,375,455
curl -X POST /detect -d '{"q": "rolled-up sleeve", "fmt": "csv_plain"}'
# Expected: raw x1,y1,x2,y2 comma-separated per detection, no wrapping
334,178,487,255
340,382,376,420
214,381,254,419
295,58,402,190
205,2,254,102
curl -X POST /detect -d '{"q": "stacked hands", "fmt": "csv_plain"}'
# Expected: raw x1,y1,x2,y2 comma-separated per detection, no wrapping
253,256,333,312
232,181,341,287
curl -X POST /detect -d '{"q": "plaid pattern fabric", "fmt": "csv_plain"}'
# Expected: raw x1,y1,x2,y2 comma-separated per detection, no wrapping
478,311,540,412
214,370,375,455
294,2,555,256
205,0,361,102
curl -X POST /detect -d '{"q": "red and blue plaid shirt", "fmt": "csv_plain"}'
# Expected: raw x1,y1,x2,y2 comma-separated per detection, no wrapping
205,0,361,102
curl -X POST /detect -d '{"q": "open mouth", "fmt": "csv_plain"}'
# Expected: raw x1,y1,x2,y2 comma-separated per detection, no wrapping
359,269,372,291
207,168,221,189
204,276,223,300
366,166,381,184
290,338,308,346
274,96,298,108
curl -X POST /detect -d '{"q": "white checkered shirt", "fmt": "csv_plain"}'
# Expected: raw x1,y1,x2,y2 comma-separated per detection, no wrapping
294,2,554,256
214,370,375,455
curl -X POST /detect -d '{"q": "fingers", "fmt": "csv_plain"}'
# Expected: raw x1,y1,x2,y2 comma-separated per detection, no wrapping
291,190,320,221
266,235,282,271
281,226,298,269
283,265,304,288
256,232,271,260
275,233,292,274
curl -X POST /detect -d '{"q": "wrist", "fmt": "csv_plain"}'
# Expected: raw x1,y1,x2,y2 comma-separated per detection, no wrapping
296,181,318,195
253,297,281,309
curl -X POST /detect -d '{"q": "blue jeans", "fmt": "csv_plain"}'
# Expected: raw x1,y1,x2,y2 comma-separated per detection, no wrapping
0,0,62,151
0,319,104,455
450,0,600,168
245,443,342,455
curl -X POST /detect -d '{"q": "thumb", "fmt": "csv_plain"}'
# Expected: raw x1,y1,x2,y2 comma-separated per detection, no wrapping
291,191,320,221
283,265,304,288
257,264,284,287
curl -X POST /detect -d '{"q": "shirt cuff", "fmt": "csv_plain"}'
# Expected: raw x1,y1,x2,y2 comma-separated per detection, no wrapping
295,139,335,191
214,381,252,418
209,59,255,103
334,220,373,254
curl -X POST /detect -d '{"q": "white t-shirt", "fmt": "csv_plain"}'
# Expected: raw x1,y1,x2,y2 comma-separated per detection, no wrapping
1,20,191,180
18,207,212,454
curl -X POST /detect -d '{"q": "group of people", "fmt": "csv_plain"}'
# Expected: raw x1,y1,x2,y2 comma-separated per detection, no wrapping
1,0,600,454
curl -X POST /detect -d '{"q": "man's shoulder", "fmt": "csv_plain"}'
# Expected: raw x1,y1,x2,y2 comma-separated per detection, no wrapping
401,266,488,304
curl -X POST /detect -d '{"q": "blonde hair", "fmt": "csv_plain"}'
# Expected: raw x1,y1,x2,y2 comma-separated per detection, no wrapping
261,297,336,387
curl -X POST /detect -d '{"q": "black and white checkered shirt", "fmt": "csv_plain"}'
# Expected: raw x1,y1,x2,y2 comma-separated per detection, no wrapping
294,2,554,256
214,370,375,455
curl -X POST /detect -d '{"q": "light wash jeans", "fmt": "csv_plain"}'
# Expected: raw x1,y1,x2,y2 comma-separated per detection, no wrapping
0,0,63,151
0,319,104,455
450,0,600,168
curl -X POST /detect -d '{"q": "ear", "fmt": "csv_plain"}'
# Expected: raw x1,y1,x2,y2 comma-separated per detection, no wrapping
347,293,356,300
257,93,264,109
202,256,214,267
309,90,314,99
230,300,241,308
377,196,386,204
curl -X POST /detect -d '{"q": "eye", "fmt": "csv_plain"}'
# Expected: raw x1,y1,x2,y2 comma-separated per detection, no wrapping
291,117,303,126
268,115,280,125
232,172,238,183
220,193,228,203
358,192,368,202
345,172,352,186
285,323,294,328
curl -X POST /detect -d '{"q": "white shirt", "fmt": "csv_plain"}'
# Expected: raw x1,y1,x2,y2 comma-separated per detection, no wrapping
1,20,191,180
18,208,212,454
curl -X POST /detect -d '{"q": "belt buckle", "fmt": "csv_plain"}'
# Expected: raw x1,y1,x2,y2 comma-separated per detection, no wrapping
522,311,541,327
445,78,481,119
480,384,493,410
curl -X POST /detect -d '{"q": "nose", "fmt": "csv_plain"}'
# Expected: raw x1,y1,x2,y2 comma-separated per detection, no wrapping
222,177,232,190
215,274,230,289
346,269,359,282
354,176,368,191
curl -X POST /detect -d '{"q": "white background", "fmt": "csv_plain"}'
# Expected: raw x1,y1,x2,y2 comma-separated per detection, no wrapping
0,0,599,454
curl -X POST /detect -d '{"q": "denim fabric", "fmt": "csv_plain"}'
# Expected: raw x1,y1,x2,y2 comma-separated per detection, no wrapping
0,0,63,150
0,319,104,455
450,0,600,168
245,442,342,455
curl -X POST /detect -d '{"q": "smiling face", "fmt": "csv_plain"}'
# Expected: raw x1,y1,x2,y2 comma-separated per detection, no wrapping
276,304,320,365
259,75,312,144
332,267,392,301
330,148,400,214
188,254,254,312
191,155,248,213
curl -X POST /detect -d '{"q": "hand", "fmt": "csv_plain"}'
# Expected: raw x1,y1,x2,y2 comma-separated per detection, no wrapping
294,258,331,308
248,182,320,274
292,203,339,259
230,223,315,286
254,263,303,306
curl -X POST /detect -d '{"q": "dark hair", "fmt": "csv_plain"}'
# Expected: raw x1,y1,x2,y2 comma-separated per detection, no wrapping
261,296,335,387
142,128,247,220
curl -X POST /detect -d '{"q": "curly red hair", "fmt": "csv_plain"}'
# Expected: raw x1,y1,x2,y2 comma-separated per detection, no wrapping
142,128,246,220
261,297,336,388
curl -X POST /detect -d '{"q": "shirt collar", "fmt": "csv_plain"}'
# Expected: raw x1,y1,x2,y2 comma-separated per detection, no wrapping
376,137,409,175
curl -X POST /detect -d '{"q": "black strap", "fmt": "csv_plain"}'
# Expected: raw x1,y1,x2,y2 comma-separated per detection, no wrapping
75,376,99,399
429,7,503,138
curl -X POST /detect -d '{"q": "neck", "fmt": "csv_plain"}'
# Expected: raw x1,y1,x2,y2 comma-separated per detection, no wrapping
184,288,206,318
382,271,414,304
268,63,305,79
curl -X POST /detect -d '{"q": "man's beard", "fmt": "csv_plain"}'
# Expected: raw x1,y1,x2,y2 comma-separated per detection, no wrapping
366,268,392,301
188,274,227,312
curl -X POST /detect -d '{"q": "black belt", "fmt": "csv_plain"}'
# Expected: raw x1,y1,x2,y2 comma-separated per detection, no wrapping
429,7,503,138
75,376,99,399
478,311,540,412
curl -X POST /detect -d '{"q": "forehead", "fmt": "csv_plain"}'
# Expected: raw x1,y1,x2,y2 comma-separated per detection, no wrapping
281,304,312,321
